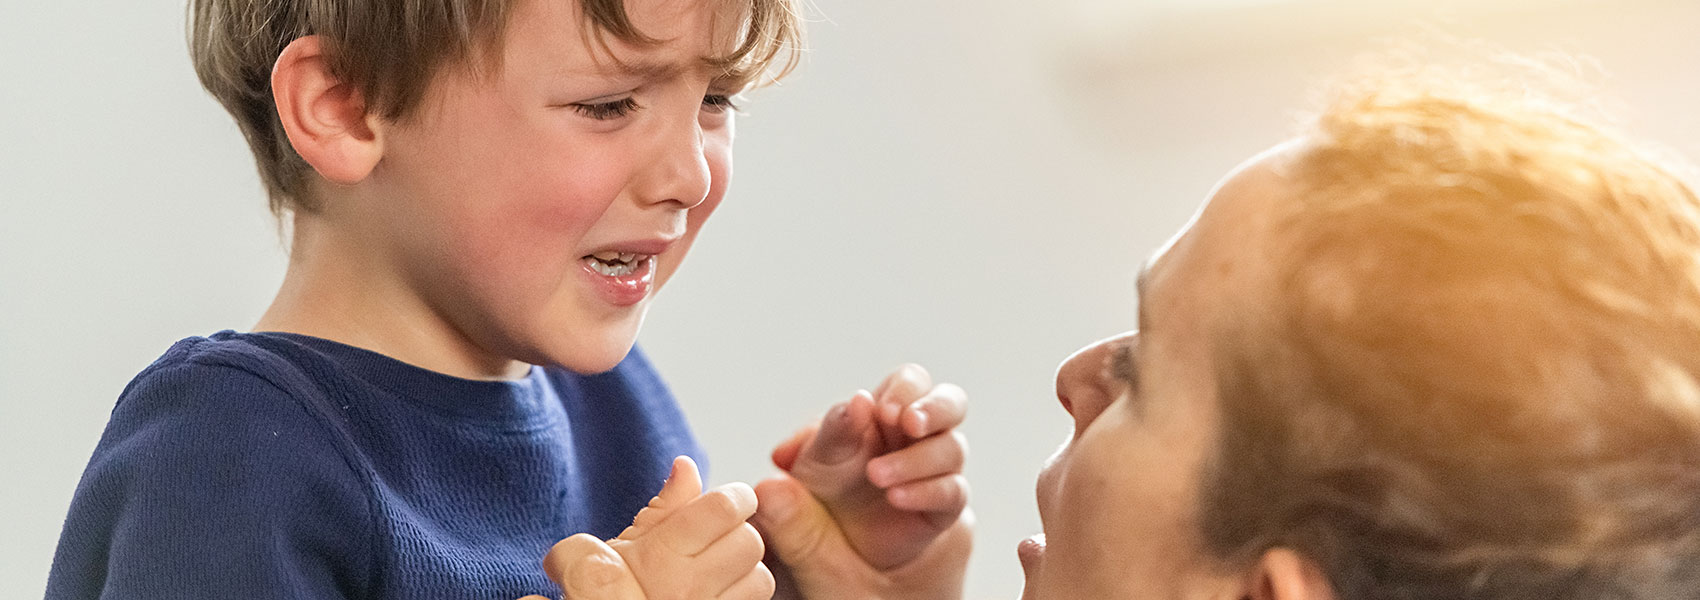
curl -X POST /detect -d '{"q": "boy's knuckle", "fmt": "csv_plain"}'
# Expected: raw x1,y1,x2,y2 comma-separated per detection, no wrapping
698,491,739,523
751,564,777,600
732,523,765,563
624,537,670,570
706,485,757,520
726,565,776,600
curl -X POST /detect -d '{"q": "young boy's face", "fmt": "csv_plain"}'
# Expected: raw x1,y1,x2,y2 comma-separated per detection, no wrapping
367,0,747,374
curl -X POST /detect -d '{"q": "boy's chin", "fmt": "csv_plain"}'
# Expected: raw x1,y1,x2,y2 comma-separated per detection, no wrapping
545,344,635,375
533,331,640,375
519,309,647,374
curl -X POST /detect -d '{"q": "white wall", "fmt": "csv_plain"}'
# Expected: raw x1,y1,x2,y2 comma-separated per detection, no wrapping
4,0,1698,597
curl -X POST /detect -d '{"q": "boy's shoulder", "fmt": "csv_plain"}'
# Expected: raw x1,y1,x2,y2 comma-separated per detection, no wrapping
104,330,359,456
124,330,312,395
109,331,346,429
51,332,381,599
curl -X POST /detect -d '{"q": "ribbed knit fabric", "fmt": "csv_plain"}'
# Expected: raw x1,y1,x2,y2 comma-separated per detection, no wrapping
46,331,703,599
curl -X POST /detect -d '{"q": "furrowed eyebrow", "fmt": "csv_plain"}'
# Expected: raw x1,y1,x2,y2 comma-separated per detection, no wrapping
594,60,680,81
589,58,732,84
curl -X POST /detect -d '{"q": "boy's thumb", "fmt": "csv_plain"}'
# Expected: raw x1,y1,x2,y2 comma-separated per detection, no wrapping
622,455,704,539
657,455,705,505
752,474,852,570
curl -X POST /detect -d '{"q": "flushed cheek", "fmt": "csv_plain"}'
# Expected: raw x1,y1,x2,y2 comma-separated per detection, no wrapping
445,189,610,302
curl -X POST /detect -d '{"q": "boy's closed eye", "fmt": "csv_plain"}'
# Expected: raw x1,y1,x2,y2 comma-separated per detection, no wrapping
571,97,643,120
566,94,740,121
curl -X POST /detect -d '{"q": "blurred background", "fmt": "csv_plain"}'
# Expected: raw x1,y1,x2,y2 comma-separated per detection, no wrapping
4,0,1699,597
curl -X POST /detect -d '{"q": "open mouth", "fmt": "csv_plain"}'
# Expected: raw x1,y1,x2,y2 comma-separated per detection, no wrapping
584,251,652,277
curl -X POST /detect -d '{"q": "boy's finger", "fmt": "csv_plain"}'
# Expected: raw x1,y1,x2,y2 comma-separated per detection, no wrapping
646,482,759,556
800,391,875,467
625,521,765,600
900,382,968,439
622,455,704,539
715,563,777,600
692,523,767,595
866,430,968,488
542,534,646,600
885,473,971,518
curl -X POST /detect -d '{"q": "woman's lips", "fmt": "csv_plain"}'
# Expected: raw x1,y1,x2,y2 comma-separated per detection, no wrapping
1019,533,1046,568
1019,533,1046,600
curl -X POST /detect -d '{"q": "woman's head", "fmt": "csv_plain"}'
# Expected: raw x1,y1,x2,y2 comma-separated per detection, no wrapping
1030,62,1700,599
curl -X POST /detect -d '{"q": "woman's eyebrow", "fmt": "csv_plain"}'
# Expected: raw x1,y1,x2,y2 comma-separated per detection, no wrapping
1110,338,1140,389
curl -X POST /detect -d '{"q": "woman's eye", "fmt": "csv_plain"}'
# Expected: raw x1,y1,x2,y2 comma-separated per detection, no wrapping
571,97,641,120
701,94,739,113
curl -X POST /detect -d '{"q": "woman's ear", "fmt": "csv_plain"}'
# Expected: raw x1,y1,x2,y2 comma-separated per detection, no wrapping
271,35,383,185
1246,548,1335,600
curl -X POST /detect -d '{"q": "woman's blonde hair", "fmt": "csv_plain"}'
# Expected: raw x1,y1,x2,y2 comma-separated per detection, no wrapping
188,0,801,217
1202,55,1700,598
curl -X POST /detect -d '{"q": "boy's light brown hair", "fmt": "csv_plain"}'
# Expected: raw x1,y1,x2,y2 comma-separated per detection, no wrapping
1202,57,1700,598
188,0,801,217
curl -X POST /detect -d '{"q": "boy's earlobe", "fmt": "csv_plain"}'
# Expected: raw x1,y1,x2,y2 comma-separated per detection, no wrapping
1246,548,1335,600
272,36,383,185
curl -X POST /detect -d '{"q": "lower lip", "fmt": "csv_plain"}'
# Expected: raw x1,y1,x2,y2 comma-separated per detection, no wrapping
580,256,655,307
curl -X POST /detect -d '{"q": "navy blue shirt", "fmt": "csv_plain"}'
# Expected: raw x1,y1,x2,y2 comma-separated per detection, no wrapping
47,331,703,599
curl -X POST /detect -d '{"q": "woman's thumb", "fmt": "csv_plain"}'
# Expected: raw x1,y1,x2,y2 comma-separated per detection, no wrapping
751,474,852,571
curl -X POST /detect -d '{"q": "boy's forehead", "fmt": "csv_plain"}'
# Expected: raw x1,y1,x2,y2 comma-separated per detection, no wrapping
518,0,748,77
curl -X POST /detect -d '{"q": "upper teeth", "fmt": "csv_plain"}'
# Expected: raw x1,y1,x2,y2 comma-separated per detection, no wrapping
586,252,648,277
590,251,641,263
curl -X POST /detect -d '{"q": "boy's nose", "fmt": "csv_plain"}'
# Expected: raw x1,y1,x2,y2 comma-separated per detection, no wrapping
1053,332,1135,431
642,117,712,210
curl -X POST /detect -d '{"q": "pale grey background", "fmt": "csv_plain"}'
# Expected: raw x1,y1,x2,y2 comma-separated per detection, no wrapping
4,0,1699,598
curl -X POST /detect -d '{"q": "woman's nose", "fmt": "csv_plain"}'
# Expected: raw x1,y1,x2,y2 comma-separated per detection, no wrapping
1054,331,1136,431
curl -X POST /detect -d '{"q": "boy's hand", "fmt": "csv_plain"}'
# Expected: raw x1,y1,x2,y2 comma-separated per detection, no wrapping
533,456,775,600
524,535,646,600
756,365,973,599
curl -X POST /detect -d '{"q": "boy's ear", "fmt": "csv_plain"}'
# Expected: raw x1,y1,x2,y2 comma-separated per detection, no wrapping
272,35,383,185
1245,548,1336,600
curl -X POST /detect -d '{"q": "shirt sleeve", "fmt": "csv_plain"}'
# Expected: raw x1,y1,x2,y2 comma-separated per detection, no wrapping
46,360,377,599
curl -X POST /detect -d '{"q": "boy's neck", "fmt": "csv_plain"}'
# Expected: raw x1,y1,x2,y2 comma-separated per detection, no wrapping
254,214,533,381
